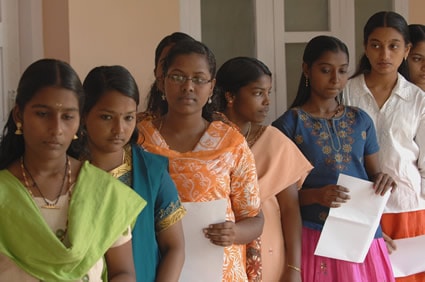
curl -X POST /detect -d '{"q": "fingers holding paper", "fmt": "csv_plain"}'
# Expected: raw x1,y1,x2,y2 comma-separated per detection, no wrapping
319,184,350,208
203,221,236,247
382,232,397,254
371,172,397,196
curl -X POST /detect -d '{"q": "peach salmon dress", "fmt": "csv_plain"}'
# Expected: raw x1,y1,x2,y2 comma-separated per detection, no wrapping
250,126,312,281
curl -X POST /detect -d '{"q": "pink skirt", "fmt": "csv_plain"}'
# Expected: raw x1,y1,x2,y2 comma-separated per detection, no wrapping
302,226,395,282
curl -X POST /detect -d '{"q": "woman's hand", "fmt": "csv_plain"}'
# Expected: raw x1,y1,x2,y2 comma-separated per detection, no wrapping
382,231,397,254
317,184,350,208
203,221,236,247
371,173,397,195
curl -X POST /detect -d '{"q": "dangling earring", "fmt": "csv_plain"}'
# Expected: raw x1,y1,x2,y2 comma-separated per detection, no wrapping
161,93,166,101
305,77,309,87
73,134,78,140
15,122,23,135
208,97,212,104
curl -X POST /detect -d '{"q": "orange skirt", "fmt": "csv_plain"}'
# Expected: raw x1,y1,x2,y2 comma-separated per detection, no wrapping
381,210,425,282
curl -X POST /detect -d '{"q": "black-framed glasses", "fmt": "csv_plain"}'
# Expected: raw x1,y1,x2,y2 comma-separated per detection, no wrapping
167,74,212,85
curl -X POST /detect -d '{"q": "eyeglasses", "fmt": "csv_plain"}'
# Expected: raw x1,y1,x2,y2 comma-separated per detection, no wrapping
167,74,212,85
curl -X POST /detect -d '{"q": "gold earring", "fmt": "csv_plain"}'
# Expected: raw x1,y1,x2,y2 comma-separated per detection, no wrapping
15,122,23,135
73,134,78,140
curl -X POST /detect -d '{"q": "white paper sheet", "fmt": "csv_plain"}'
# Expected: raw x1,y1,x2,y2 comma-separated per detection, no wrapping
180,199,227,282
314,173,390,262
389,235,425,277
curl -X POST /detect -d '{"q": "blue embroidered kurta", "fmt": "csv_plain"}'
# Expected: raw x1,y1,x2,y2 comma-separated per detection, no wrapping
273,106,379,230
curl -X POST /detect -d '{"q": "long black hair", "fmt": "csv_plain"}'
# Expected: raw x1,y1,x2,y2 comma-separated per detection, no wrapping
214,56,271,112
351,11,410,80
0,58,84,169
291,35,349,108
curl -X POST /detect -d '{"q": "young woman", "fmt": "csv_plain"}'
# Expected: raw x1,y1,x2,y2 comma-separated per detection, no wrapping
81,65,186,282
344,11,425,281
273,35,396,281
0,59,145,281
408,24,425,91
137,40,264,282
214,56,312,282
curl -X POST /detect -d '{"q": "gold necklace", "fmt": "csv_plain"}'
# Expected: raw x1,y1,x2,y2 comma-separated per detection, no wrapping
20,156,71,209
246,124,267,148
328,102,342,119
244,122,252,139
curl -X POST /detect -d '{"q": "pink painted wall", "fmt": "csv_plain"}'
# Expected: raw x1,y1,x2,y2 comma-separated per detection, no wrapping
409,0,425,24
42,1,69,62
44,1,181,108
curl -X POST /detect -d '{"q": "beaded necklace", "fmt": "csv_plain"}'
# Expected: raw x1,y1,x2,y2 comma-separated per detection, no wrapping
20,156,71,209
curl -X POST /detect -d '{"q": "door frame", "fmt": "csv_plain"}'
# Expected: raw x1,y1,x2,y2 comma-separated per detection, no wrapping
178,0,409,122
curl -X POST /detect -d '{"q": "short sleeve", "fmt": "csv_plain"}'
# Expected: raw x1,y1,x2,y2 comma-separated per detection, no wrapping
154,170,186,233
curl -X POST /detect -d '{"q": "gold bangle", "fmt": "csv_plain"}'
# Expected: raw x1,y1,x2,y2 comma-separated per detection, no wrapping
287,264,301,272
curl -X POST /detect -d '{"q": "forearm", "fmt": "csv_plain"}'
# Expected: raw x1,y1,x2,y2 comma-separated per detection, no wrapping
298,188,318,206
156,247,185,282
281,207,302,267
234,212,264,244
277,186,302,267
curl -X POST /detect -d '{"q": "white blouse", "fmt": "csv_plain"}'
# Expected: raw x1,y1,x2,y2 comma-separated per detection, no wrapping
344,73,425,213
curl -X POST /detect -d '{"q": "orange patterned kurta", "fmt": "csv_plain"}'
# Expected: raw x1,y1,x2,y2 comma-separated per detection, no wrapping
138,119,261,282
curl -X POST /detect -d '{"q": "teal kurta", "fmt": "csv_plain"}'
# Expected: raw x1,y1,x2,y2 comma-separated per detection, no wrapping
114,145,185,282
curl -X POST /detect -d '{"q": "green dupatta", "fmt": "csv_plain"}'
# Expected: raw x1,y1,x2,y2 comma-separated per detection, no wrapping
0,161,146,281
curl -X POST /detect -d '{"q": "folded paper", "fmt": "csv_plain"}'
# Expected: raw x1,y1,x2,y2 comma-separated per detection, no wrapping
314,173,390,262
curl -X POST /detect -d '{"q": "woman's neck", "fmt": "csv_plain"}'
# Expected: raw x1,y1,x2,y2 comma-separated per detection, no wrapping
159,113,208,152
89,147,124,172
21,153,67,177
364,71,398,90
223,109,251,137
161,112,206,134
364,72,398,108
302,98,341,119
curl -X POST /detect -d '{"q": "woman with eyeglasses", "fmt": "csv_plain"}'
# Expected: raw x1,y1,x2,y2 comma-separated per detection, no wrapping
137,40,264,282
145,32,195,118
